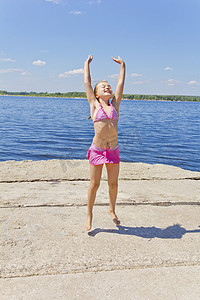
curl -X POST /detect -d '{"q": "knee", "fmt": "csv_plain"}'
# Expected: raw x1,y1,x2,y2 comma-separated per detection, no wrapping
108,181,118,189
90,181,100,191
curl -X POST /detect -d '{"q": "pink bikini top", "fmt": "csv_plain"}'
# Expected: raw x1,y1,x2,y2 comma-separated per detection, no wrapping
93,103,119,124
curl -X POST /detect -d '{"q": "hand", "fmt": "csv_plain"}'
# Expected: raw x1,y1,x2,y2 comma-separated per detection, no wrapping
112,56,124,64
87,54,93,64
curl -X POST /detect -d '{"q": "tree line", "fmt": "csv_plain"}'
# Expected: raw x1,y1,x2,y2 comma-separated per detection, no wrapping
123,94,200,102
0,90,200,102
0,90,87,98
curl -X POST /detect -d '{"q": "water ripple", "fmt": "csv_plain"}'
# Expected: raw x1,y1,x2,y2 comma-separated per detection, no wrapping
0,96,200,171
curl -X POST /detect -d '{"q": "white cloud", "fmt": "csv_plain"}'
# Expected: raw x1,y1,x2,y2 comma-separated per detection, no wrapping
132,81,145,85
59,68,84,78
0,68,23,74
0,57,16,62
21,71,31,76
188,80,200,86
88,0,101,4
32,60,46,66
167,79,180,86
130,73,142,77
0,68,31,76
164,67,173,71
109,73,142,79
70,10,83,15
108,73,118,79
45,0,61,4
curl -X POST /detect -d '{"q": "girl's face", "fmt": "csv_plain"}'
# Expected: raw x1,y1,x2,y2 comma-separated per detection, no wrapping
96,82,113,100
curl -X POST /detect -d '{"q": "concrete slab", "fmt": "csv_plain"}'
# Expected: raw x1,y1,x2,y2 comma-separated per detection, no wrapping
0,159,200,182
1,266,200,300
0,160,200,300
1,206,199,278
1,179,200,208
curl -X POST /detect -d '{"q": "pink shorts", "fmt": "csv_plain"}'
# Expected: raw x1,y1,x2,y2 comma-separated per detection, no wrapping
87,143,120,165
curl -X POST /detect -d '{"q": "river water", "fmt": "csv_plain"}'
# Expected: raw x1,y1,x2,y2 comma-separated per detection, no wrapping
0,96,199,171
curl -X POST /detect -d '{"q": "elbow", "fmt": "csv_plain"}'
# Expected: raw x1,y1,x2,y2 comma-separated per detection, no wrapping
84,81,91,87
118,79,125,86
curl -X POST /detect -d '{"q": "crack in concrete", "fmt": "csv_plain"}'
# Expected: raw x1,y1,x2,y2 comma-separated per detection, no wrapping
0,201,200,209
0,177,200,184
1,261,199,279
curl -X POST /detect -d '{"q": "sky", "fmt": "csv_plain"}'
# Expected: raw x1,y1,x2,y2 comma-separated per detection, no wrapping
0,0,200,95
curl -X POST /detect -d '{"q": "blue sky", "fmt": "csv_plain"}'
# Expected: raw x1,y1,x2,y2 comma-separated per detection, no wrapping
0,0,200,95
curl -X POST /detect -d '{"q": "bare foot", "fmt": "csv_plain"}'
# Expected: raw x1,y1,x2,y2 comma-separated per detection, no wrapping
109,211,120,225
84,213,93,231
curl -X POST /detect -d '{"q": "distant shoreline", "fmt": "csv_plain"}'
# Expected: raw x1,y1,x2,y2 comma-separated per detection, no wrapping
0,94,86,99
1,92,200,102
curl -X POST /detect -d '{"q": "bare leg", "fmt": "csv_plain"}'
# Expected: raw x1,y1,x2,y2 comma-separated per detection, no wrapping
105,163,120,225
84,164,103,231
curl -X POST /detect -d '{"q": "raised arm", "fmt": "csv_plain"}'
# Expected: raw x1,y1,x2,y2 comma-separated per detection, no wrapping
112,56,126,106
84,54,96,105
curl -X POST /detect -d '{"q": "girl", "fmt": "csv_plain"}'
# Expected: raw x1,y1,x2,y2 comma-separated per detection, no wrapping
84,54,125,231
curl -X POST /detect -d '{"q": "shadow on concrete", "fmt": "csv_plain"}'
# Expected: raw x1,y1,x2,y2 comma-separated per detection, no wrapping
88,224,200,239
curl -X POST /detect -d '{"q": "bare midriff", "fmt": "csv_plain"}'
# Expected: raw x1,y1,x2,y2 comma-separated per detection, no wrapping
91,101,119,149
